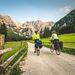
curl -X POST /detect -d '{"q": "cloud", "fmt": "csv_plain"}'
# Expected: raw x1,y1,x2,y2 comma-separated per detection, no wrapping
59,6,72,14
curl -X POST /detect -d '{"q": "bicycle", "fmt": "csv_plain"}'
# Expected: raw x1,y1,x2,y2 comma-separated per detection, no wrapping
35,47,40,56
50,41,63,55
34,40,42,56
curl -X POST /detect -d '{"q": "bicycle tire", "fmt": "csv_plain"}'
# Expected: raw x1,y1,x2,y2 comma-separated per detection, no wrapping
56,48,61,55
37,48,40,56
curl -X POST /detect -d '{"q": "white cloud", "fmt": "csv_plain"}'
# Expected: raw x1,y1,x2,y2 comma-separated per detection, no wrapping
59,6,72,14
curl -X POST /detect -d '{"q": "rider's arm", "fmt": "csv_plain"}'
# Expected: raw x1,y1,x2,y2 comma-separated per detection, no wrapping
32,35,34,41
38,34,41,40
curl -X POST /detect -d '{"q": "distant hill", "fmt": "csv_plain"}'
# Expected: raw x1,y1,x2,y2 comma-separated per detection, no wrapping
52,9,75,34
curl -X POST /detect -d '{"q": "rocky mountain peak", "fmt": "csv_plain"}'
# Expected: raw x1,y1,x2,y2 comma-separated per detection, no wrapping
0,14,54,37
0,15,15,27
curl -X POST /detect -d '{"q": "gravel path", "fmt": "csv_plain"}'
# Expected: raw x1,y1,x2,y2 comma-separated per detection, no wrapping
20,43,75,75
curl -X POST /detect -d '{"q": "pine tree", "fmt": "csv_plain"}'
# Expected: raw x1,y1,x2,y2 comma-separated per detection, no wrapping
0,23,7,41
43,27,50,38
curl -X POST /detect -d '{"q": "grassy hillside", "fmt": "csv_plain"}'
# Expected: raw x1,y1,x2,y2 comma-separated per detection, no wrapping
59,33,75,43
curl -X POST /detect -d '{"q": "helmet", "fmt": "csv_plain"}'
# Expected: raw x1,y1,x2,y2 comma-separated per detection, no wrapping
52,31,56,33
35,31,38,34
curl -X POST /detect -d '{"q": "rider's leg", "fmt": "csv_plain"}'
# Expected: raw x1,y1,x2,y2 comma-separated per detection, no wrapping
34,44,37,53
37,47,40,56
34,47,37,53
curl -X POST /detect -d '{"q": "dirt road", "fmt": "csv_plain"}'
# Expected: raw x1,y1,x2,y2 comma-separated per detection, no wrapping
20,43,75,75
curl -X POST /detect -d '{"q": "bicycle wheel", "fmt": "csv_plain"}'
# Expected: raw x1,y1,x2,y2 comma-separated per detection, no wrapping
50,48,54,53
50,44,54,53
56,48,61,55
37,48,40,56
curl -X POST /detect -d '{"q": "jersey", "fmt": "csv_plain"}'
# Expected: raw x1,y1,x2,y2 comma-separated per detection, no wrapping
32,33,40,40
51,33,58,40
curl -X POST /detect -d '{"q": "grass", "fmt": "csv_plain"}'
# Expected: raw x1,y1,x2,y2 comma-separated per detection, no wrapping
59,33,75,43
10,42,28,65
62,47,75,55
10,65,21,75
1,41,24,62
59,33,75,48
64,43,75,48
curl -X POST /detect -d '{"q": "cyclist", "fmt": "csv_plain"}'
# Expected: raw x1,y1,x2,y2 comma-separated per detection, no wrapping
50,31,59,49
32,31,42,53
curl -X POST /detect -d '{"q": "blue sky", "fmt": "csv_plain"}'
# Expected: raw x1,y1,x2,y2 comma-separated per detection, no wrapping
0,0,75,22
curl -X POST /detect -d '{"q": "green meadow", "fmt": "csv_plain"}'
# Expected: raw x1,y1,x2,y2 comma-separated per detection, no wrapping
59,33,75,43
42,33,75,48
1,41,25,62
59,33,75,48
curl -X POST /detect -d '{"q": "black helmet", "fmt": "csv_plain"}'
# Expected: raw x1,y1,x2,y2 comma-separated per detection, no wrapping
52,31,56,33
35,31,38,34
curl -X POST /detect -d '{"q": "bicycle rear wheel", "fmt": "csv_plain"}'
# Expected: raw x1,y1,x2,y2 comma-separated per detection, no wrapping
37,48,40,56
50,48,54,53
56,48,61,55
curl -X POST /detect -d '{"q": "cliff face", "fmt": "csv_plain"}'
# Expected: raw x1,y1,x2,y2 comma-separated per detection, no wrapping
0,15,15,27
22,20,54,36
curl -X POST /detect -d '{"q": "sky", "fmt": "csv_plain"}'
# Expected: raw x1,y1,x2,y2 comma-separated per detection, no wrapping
0,0,75,23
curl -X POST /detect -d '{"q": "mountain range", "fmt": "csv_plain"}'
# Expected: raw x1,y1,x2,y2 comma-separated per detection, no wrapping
0,15,54,37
